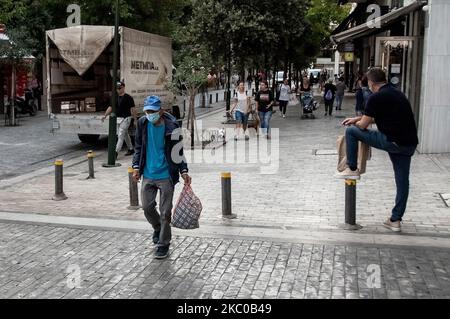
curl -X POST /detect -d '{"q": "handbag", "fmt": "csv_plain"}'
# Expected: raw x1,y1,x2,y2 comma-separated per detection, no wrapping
172,185,202,229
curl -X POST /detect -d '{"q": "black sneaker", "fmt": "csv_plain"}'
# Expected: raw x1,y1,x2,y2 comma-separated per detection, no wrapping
154,245,169,259
125,149,134,156
152,230,160,245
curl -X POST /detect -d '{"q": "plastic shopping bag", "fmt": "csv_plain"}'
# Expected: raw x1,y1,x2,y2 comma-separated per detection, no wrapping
287,93,298,107
172,185,202,229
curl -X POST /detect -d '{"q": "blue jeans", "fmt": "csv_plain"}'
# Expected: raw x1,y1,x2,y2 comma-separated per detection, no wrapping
235,110,248,126
259,111,272,135
335,95,344,109
345,126,416,221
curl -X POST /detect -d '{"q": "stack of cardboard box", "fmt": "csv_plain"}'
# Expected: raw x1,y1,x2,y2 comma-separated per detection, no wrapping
61,101,78,114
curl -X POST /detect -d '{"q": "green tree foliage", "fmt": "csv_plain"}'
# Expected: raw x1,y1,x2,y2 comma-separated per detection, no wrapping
0,0,188,59
306,0,352,50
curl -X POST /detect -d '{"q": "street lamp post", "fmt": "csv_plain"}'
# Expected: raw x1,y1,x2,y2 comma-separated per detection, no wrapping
103,0,121,168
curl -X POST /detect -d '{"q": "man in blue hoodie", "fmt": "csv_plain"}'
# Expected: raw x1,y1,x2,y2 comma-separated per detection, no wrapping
132,95,191,259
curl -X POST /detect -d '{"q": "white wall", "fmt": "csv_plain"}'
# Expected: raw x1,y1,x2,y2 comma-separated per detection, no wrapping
418,0,450,153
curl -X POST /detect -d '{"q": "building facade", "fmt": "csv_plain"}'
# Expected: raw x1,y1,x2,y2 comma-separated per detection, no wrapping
332,0,450,153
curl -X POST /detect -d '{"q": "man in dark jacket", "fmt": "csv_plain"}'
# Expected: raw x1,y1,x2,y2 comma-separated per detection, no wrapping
132,95,191,259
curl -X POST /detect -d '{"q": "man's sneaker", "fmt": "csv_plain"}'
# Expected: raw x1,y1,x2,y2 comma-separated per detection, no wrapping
282,114,286,118
335,167,360,179
383,218,401,232
244,135,250,140
125,149,134,156
152,230,160,244
154,245,169,259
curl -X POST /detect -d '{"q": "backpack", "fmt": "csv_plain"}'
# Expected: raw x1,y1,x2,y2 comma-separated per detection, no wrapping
325,89,333,101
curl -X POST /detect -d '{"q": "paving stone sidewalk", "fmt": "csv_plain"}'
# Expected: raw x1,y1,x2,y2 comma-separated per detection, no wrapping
0,91,449,236
1,222,449,299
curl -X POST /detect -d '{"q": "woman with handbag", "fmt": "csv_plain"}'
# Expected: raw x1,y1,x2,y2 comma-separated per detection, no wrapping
229,81,250,140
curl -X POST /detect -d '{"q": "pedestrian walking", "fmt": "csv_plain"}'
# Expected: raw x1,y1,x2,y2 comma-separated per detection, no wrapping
255,81,275,139
30,76,42,111
278,78,290,118
355,76,372,116
335,77,346,110
247,74,253,90
323,79,337,116
337,68,418,232
102,81,137,159
229,81,250,140
132,95,191,259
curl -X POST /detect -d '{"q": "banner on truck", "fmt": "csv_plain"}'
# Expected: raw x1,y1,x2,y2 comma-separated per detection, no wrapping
121,27,173,109
47,26,114,76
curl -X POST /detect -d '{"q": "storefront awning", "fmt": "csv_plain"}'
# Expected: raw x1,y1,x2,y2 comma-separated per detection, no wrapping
331,0,427,44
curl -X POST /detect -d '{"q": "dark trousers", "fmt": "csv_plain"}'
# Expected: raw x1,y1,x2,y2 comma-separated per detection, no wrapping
279,100,288,115
324,99,334,115
345,126,416,221
141,178,174,247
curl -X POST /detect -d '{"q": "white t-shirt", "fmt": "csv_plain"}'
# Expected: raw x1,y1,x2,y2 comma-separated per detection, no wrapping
234,91,249,113
279,84,290,101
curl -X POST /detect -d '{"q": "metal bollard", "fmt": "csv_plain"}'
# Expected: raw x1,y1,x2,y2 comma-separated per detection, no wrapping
209,94,212,105
127,167,140,210
342,179,362,230
87,150,95,179
221,172,236,219
53,159,67,201
216,93,218,103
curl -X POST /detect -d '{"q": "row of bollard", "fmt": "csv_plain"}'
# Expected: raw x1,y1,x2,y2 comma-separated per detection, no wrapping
52,151,140,210
53,157,235,218
52,157,359,227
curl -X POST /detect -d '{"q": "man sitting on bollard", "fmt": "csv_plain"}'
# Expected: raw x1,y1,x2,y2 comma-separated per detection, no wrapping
336,68,418,233
132,95,191,259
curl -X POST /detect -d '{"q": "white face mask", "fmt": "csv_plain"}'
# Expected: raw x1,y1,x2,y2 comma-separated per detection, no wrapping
146,113,160,124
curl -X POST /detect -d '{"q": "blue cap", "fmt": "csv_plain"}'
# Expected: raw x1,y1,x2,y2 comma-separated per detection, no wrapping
143,95,161,111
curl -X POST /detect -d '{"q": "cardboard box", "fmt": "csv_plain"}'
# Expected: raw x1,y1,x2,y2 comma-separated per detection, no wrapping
85,97,96,104
85,106,96,113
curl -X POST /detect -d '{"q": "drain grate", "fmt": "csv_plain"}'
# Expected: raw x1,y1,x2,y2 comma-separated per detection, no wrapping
312,149,338,156
439,193,450,207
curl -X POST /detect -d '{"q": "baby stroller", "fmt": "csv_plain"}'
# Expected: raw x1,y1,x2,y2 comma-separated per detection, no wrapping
299,92,317,119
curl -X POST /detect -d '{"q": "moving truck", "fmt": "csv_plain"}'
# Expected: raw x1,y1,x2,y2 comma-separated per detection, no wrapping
45,25,175,143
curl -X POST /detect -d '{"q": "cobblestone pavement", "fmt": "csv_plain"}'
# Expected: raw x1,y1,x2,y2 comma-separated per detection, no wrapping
1,91,449,236
1,221,449,299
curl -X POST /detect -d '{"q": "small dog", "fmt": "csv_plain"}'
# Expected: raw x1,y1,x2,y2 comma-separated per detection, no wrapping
246,99,260,135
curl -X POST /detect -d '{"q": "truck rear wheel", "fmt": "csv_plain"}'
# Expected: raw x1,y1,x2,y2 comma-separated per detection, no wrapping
78,134,100,144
